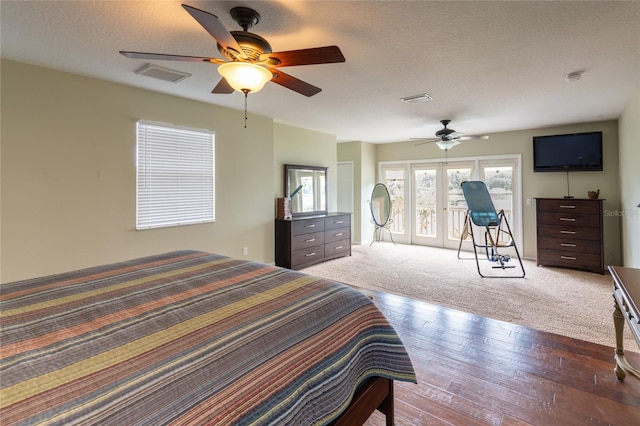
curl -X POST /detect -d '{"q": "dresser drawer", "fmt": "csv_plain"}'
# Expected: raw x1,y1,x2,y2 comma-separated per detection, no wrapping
291,245,324,267
537,236,601,254
324,239,350,260
538,249,602,272
536,223,600,241
292,231,325,250
291,218,325,235
324,215,350,230
536,199,601,214
325,226,350,244
537,212,600,228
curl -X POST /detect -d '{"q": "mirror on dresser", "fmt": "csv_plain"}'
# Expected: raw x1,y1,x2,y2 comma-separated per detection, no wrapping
284,164,327,217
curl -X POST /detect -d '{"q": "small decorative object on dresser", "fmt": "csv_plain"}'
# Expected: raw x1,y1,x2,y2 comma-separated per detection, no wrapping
588,189,600,200
276,197,292,220
275,213,351,269
535,198,604,274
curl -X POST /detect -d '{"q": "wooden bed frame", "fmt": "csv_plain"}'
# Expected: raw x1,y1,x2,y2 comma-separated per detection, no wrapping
331,377,394,426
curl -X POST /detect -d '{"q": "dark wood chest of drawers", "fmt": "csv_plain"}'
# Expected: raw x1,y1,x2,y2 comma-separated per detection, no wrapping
535,198,604,274
275,213,351,270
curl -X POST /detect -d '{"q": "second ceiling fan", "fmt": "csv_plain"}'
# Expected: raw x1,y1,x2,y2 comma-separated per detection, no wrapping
414,120,489,151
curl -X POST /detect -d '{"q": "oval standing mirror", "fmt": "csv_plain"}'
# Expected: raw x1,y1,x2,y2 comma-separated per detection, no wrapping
370,183,391,226
370,183,396,245
285,164,327,217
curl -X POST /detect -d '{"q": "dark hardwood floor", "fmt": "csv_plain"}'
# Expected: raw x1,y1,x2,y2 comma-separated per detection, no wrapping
359,288,640,425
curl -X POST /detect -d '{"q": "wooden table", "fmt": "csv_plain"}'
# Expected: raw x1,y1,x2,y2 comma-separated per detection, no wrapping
610,265,640,380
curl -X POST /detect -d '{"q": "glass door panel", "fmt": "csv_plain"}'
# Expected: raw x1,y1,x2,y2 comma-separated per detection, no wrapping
479,159,521,250
444,166,473,249
412,166,440,245
382,166,409,244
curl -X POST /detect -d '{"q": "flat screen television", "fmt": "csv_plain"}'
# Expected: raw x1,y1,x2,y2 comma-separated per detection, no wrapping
533,131,603,172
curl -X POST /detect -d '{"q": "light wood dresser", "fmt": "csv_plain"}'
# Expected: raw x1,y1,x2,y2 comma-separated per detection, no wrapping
535,198,604,274
275,212,351,270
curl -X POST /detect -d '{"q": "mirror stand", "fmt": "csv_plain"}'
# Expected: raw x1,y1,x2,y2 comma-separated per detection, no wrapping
370,220,396,246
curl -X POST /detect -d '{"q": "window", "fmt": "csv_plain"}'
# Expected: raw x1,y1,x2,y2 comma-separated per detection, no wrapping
136,121,215,230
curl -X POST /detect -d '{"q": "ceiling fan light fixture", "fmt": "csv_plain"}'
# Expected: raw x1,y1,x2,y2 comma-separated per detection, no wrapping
218,62,272,93
435,140,461,151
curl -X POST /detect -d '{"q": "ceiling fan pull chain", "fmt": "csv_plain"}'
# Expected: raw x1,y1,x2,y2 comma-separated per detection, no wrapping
243,89,249,128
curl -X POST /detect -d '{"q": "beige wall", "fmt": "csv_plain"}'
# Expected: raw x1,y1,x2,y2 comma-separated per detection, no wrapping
1,60,279,282
618,88,640,268
347,121,621,264
337,141,376,244
273,122,337,211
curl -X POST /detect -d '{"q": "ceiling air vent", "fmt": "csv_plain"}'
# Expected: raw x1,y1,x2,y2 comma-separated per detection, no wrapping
400,93,434,104
135,63,191,83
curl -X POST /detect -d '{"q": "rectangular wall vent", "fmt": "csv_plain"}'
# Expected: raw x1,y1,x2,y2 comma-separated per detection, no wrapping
135,63,191,83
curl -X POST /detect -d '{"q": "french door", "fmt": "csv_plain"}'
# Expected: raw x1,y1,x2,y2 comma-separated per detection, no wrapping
411,162,474,249
381,156,521,250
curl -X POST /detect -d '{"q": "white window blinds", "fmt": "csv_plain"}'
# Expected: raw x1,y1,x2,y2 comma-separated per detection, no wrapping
136,121,215,230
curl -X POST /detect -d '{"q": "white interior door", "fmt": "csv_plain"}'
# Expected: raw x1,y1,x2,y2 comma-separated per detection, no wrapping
337,162,354,240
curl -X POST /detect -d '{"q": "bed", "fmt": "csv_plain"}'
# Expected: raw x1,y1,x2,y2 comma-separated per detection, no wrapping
1,250,416,425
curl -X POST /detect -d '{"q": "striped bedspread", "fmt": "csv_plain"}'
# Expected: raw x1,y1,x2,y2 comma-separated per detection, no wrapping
1,251,416,425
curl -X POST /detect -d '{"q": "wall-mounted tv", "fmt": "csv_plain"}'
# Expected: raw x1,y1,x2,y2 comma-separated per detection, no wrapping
533,131,603,172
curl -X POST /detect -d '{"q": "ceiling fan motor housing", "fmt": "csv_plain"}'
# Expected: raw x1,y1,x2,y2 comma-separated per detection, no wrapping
435,119,455,139
218,31,272,61
217,7,273,62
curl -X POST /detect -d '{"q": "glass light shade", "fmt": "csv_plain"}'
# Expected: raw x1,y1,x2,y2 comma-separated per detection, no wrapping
218,62,272,93
436,140,461,151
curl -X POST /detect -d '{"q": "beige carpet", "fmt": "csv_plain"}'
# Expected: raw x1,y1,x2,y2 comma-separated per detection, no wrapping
302,242,636,350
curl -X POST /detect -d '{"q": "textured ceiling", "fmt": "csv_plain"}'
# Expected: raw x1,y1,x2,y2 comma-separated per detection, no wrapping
2,0,639,143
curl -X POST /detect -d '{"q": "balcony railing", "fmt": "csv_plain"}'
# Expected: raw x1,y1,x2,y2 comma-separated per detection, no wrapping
389,206,513,242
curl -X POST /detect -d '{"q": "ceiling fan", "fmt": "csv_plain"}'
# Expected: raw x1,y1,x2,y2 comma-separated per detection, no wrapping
120,4,345,98
413,120,489,151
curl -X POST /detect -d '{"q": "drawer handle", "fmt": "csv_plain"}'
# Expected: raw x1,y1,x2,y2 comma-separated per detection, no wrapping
305,252,316,257
305,238,316,242
561,256,577,260
560,243,577,247
560,230,576,234
335,232,344,236
559,218,576,222
334,246,343,250
334,220,344,224
559,205,576,209
305,224,316,228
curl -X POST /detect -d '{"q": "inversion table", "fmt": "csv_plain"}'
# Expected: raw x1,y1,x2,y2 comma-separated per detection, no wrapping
457,180,525,278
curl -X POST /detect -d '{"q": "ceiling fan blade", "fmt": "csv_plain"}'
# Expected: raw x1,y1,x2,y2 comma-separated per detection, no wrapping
411,138,439,146
458,135,489,140
268,68,321,97
182,4,245,59
120,51,222,63
261,46,345,67
211,78,234,94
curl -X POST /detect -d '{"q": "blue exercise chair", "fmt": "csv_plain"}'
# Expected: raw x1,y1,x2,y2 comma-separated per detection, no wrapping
457,181,525,278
